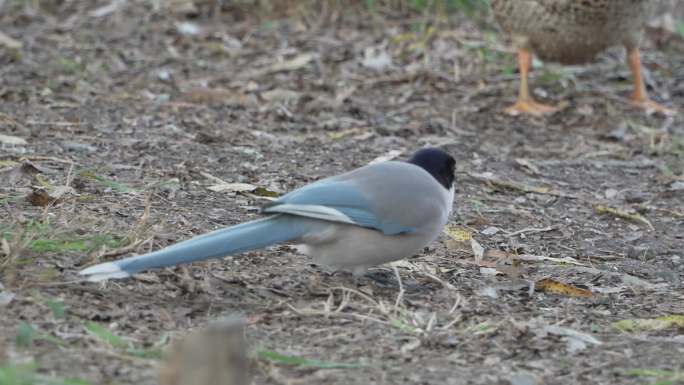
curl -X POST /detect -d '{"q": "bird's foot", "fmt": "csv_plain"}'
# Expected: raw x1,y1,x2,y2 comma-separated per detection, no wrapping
363,269,423,292
630,97,676,116
362,270,398,288
504,99,557,116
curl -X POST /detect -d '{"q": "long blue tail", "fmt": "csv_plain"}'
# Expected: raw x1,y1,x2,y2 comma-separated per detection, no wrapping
79,215,312,281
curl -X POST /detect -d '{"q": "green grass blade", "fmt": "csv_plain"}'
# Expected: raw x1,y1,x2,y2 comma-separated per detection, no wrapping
84,322,129,349
15,323,35,348
45,298,66,319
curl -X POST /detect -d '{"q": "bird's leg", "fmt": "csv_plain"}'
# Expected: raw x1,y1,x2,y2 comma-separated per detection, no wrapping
627,46,675,115
505,48,557,116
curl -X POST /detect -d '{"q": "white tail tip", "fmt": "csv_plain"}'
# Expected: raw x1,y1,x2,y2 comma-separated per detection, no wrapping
79,262,131,282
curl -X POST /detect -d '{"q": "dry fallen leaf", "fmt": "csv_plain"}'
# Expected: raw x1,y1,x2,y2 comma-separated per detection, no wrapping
0,289,15,306
487,251,586,267
260,89,301,103
0,134,27,146
544,325,602,354
181,88,257,107
594,204,655,231
26,186,76,206
51,186,76,199
328,127,368,140
1,238,10,257
470,238,485,264
388,259,418,271
535,278,593,297
468,172,576,198
164,0,199,15
399,338,421,354
267,53,315,73
480,226,502,236
612,315,684,332
207,182,278,198
444,225,472,242
207,182,258,193
368,149,404,165
479,267,502,276
0,31,22,50
443,225,472,251
176,21,201,37
514,158,541,175
89,0,126,17
26,188,54,206
252,187,279,198
362,46,393,70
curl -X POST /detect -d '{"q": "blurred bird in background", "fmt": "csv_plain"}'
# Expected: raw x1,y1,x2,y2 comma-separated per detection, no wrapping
490,0,675,116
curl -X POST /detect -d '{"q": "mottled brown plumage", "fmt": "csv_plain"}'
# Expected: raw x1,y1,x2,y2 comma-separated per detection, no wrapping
490,0,673,115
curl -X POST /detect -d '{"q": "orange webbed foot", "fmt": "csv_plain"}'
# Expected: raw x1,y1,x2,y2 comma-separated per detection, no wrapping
504,99,557,116
630,97,676,116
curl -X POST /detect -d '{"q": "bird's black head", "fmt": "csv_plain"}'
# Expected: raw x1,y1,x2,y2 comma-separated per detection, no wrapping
407,148,456,190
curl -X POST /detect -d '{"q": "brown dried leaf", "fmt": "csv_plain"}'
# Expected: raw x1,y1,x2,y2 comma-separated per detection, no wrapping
26,188,54,206
25,186,75,206
181,88,256,106
535,278,593,297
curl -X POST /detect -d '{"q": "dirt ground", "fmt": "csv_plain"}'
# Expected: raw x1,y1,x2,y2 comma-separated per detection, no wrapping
1,1,684,384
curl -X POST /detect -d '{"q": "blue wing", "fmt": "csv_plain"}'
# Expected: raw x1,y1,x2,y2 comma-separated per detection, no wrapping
261,180,414,235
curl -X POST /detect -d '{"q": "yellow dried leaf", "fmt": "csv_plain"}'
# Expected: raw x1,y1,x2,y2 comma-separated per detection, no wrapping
252,187,279,198
390,32,418,43
594,204,655,231
328,127,366,140
535,278,593,297
612,315,684,332
443,225,472,242
34,174,51,188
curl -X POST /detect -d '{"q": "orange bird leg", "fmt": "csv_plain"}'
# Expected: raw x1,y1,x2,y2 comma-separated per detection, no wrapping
505,48,557,116
627,46,675,115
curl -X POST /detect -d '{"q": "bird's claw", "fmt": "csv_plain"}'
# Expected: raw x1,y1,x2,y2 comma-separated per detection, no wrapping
630,98,676,116
504,99,558,116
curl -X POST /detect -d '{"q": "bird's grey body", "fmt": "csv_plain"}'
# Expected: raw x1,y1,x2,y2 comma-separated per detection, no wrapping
79,149,455,282
288,162,454,275
298,218,445,276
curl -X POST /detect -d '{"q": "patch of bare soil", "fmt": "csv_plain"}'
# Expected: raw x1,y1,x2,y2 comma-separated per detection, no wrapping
1,2,683,385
